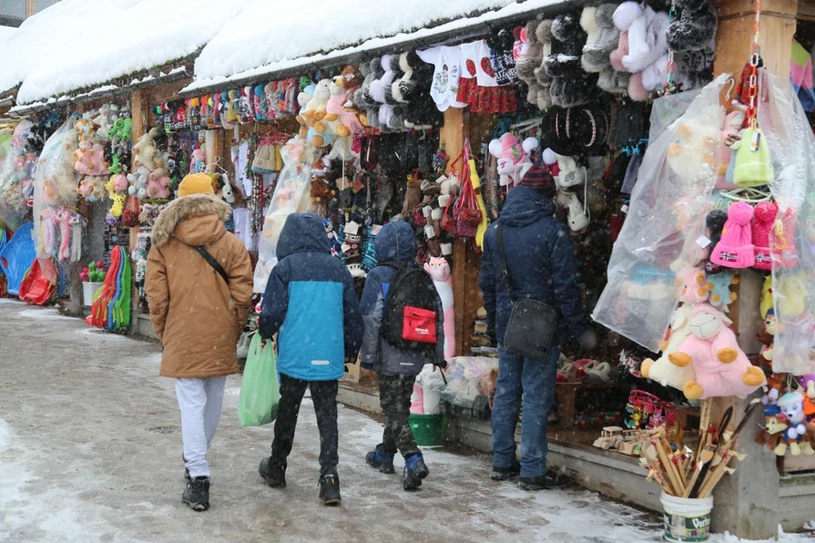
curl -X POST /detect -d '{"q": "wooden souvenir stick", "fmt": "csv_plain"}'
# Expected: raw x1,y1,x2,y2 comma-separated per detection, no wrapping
655,439,684,496
683,462,704,499
686,447,715,499
698,450,732,498
699,465,736,499
643,445,673,495
696,398,713,461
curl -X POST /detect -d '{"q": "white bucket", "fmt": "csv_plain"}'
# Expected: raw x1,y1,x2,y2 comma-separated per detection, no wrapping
82,282,104,307
660,492,713,542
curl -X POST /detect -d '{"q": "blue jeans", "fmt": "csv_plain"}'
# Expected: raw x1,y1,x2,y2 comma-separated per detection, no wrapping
491,344,559,478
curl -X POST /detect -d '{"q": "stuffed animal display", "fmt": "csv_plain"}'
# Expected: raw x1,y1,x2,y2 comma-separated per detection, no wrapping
488,133,538,187
668,303,765,399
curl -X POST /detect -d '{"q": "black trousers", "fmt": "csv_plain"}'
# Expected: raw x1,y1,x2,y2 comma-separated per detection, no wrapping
271,374,339,476
379,374,419,458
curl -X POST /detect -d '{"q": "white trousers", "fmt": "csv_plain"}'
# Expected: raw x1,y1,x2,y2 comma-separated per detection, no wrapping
175,376,227,479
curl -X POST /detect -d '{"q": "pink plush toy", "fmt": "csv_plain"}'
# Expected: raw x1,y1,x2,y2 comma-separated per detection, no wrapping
190,148,206,173
320,76,364,137
146,170,171,199
668,303,765,400
424,257,455,361
74,141,108,176
678,267,708,305
488,133,539,187
772,207,799,268
711,202,755,268
752,201,778,270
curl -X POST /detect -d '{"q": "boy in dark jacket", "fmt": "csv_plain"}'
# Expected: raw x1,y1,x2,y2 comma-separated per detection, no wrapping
258,213,363,506
479,167,596,491
359,221,445,491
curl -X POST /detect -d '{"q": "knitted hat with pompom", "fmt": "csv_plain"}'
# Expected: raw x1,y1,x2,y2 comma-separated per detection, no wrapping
711,202,755,268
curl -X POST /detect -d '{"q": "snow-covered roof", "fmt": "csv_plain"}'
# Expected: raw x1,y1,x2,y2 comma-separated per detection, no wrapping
14,0,253,105
186,0,563,94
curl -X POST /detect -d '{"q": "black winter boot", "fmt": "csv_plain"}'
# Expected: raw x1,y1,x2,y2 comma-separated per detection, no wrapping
182,477,210,512
259,457,287,488
402,453,429,491
319,473,341,506
519,470,571,491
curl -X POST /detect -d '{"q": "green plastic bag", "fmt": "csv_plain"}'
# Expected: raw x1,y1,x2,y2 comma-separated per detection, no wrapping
238,333,280,427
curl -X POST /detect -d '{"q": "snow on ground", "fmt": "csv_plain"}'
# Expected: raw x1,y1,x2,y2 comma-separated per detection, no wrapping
14,0,252,104
0,300,811,542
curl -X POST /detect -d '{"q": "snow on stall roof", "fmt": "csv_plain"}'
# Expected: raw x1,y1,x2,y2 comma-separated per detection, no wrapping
15,0,252,105
190,0,560,90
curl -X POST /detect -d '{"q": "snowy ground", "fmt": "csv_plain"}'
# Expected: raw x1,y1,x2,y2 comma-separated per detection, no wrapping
0,299,808,542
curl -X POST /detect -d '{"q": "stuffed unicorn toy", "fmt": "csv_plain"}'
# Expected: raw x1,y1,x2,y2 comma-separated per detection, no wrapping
488,133,539,187
424,257,455,360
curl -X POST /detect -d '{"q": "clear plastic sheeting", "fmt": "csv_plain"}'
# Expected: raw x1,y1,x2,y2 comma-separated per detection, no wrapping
31,119,78,275
761,72,815,375
252,137,316,293
0,120,36,230
593,75,729,351
418,356,498,409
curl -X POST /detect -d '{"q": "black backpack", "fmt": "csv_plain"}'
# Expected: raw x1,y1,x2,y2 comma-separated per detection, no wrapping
381,261,439,353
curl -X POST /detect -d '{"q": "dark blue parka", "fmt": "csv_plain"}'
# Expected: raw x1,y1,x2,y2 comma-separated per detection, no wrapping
259,213,363,381
479,186,587,348
359,221,444,376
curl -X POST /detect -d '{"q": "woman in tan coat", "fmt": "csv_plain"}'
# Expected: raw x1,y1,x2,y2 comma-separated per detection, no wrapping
146,173,253,512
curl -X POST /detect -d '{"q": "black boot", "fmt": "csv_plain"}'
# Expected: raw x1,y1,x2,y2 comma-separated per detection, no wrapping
182,477,210,512
402,453,429,491
519,470,571,491
490,462,521,481
259,457,287,488
319,473,341,506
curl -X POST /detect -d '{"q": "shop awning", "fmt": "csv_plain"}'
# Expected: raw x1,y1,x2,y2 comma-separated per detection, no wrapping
181,0,571,96
11,0,254,107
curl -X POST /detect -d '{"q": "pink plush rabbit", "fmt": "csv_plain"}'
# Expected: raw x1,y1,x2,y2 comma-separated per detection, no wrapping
424,257,456,361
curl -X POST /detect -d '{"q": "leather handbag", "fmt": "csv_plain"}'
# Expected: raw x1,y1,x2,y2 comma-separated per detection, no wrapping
497,221,557,359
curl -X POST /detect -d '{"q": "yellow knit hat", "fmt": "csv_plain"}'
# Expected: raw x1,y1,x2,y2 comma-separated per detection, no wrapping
178,173,215,197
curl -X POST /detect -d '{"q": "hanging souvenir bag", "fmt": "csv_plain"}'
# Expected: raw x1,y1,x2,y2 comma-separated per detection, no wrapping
121,195,141,228
453,146,482,237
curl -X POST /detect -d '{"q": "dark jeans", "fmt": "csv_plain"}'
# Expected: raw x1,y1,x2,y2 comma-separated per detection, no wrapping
379,374,419,458
271,374,339,476
491,344,559,478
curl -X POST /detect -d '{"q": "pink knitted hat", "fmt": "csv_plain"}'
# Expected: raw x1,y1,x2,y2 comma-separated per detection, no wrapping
752,201,778,270
711,202,756,268
772,207,799,268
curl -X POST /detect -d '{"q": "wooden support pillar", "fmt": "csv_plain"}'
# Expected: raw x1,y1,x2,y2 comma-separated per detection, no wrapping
710,1,797,538
440,108,482,356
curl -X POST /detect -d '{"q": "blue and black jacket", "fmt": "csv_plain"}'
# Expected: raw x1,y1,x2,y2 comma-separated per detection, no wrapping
359,221,444,376
479,186,587,347
259,213,363,381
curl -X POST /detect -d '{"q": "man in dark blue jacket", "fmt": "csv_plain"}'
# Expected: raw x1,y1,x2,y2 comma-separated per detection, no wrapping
358,220,445,491
258,213,363,506
479,167,596,491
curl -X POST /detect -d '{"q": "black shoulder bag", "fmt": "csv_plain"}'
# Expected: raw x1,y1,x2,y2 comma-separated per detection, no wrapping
195,246,229,285
497,221,558,359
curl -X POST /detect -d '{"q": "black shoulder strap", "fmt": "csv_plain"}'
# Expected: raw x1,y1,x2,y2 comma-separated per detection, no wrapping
497,221,515,303
196,245,229,285
381,260,404,270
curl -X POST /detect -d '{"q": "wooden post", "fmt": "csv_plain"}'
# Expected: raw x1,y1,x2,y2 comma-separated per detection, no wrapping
709,1,798,538
440,108,480,356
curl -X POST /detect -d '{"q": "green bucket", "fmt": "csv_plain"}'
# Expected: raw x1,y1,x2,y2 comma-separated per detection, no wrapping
409,413,446,446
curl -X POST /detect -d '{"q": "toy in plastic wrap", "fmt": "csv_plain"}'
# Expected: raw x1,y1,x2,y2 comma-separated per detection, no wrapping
424,257,455,360
593,75,728,351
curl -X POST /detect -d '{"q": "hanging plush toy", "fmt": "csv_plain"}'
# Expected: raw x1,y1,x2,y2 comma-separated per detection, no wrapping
668,303,765,399
704,269,739,313
424,257,455,361
488,133,538,187
641,303,698,391
777,392,814,456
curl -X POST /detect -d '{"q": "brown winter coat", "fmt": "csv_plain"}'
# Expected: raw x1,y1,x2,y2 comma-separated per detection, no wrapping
146,194,253,378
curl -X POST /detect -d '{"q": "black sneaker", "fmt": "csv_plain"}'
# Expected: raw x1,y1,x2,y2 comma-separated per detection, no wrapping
319,473,341,506
182,477,210,512
490,462,521,481
258,457,287,488
519,470,571,491
402,453,429,491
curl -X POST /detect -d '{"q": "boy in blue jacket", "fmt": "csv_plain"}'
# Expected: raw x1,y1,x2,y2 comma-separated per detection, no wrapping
359,221,445,491
258,213,363,506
